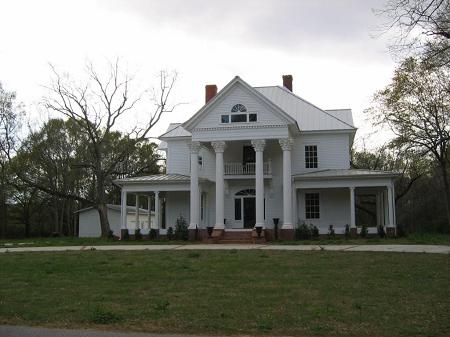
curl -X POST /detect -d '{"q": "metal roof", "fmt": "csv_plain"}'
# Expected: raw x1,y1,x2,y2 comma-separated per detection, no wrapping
254,86,355,131
114,174,192,184
75,204,151,214
159,123,191,139
293,169,400,180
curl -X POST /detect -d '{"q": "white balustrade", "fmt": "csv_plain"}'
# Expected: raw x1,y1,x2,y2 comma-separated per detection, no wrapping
224,162,271,175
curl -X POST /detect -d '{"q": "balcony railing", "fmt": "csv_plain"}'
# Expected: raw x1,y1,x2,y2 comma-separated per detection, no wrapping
224,162,272,175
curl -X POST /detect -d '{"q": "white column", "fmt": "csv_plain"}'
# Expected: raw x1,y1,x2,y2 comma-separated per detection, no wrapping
120,190,127,230
135,194,140,230
189,141,201,229
376,191,382,227
387,185,394,227
147,196,152,229
252,139,266,227
279,138,294,229
349,186,356,228
292,187,298,226
154,191,160,230
383,188,389,227
211,141,226,229
392,183,396,227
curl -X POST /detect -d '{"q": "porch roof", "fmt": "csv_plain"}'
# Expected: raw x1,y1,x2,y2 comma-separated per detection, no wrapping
293,169,401,180
114,174,192,185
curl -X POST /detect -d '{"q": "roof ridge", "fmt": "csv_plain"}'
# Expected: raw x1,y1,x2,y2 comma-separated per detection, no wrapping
273,86,355,129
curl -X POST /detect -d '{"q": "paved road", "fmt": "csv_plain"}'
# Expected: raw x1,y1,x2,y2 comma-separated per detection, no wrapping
0,244,449,254
0,325,199,337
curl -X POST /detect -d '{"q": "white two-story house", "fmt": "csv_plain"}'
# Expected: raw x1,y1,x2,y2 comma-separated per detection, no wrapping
115,75,398,241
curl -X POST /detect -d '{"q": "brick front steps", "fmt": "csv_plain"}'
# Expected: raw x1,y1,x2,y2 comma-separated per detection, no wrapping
201,229,266,244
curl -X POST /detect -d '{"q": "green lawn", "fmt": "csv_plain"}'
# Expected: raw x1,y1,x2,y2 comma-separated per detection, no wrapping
0,251,449,336
1,233,449,248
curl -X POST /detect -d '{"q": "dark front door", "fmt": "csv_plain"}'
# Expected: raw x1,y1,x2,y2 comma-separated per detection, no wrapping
243,146,255,165
243,197,256,228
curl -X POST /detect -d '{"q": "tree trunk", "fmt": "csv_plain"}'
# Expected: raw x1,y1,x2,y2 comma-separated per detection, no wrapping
97,203,110,237
439,161,450,231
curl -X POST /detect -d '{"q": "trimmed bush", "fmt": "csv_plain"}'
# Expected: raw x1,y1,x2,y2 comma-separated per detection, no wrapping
175,215,188,240
134,228,142,240
311,224,319,239
149,228,158,240
328,225,335,239
295,222,311,240
344,224,350,239
167,227,174,240
377,225,386,238
360,224,368,238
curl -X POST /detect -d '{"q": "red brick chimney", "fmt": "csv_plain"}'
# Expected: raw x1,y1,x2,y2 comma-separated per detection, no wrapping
282,75,293,92
205,84,218,104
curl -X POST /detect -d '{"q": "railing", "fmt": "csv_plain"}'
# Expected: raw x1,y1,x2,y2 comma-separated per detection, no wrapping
224,161,272,175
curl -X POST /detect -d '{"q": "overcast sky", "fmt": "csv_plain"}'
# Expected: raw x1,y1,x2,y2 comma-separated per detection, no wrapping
0,0,396,147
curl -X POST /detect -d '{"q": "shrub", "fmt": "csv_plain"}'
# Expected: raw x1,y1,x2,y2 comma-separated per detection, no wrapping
90,307,122,324
377,225,386,238
122,230,129,240
175,215,188,240
107,230,114,239
167,227,174,240
396,223,407,237
360,224,368,238
295,221,311,240
149,228,158,240
328,225,335,239
134,228,142,240
310,224,319,239
344,224,350,239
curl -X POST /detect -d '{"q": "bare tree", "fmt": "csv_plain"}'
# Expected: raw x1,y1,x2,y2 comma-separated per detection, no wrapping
376,0,450,67
37,60,178,237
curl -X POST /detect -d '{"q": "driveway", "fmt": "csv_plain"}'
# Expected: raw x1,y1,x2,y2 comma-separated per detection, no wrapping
0,244,449,254
0,325,200,337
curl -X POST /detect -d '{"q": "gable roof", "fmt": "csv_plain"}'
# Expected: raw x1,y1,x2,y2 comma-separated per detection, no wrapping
255,86,355,131
182,76,299,132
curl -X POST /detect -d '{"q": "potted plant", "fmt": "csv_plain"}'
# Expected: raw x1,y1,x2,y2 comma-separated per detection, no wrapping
207,226,214,238
255,226,263,238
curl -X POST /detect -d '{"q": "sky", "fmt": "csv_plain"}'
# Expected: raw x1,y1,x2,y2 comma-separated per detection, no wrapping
0,0,396,148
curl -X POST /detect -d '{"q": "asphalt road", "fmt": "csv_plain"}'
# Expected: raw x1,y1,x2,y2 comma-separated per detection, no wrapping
0,325,201,337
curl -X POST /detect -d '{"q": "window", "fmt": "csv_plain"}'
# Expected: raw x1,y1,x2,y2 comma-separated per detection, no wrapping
220,103,257,123
231,104,247,112
198,155,203,167
305,193,320,219
305,145,318,168
231,114,247,123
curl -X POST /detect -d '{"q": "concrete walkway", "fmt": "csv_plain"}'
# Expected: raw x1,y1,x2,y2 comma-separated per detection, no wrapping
0,325,198,337
1,244,449,254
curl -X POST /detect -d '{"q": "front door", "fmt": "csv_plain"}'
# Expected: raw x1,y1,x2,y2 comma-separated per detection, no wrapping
243,197,256,228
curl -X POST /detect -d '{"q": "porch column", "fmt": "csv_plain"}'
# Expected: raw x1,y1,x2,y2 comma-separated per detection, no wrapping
252,139,266,227
376,191,382,227
147,196,152,229
135,194,140,230
387,185,394,227
212,141,226,229
154,191,160,230
292,187,298,226
349,186,356,228
189,141,201,229
120,190,127,234
279,138,294,229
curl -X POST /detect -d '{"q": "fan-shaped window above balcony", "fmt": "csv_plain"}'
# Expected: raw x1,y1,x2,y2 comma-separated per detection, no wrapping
231,104,247,113
235,189,256,196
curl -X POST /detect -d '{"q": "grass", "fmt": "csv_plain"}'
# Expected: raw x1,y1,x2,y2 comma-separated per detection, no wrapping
0,233,449,248
0,250,449,336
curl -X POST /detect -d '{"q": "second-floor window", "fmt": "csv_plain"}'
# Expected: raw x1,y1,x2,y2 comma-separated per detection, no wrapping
198,155,203,167
305,145,318,168
221,104,257,124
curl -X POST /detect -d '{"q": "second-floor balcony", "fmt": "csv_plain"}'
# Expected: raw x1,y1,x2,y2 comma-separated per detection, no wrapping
224,161,272,176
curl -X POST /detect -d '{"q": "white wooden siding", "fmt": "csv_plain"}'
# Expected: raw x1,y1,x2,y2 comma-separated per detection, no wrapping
292,133,350,174
165,191,190,229
166,139,190,175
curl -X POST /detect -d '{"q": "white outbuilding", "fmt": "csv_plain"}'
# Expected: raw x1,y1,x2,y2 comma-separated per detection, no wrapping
77,204,155,237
